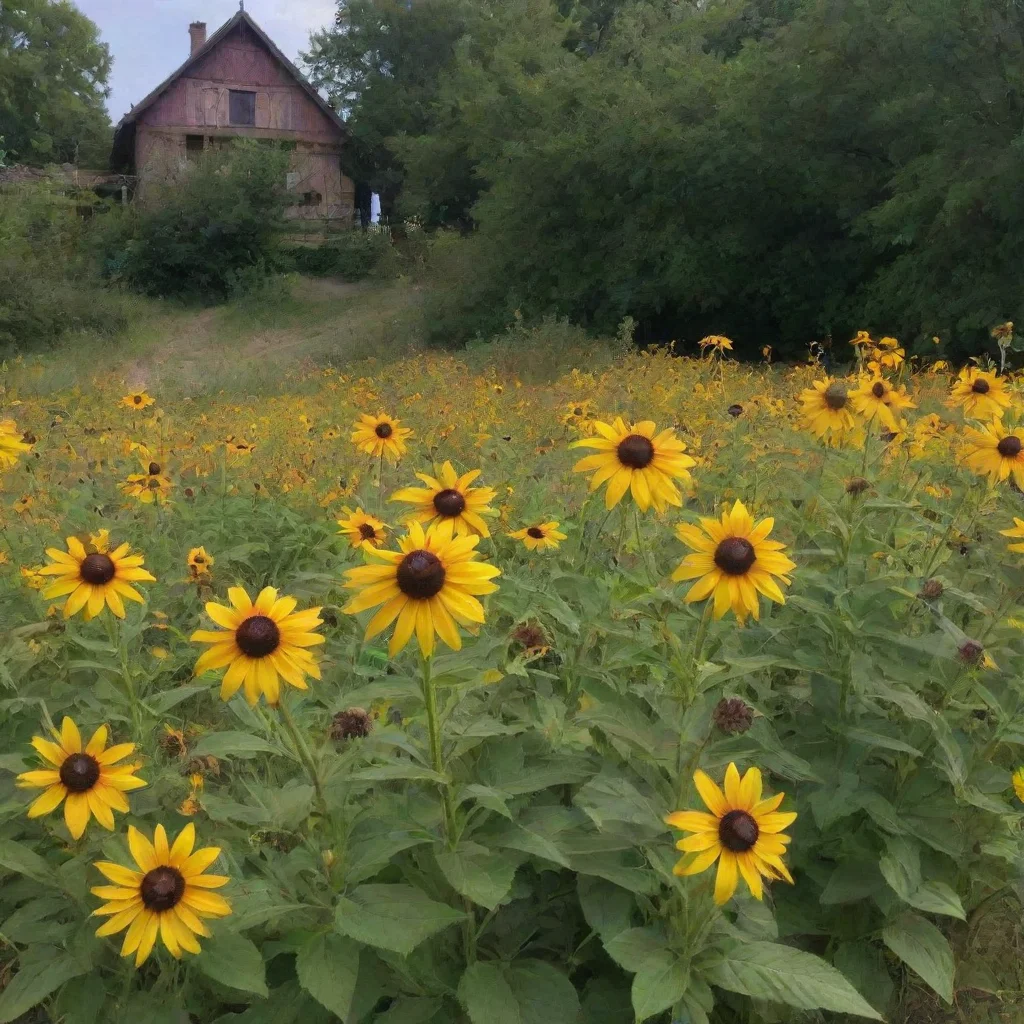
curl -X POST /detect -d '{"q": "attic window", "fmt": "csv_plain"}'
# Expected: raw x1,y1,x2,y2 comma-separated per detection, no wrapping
228,90,256,126
301,191,323,207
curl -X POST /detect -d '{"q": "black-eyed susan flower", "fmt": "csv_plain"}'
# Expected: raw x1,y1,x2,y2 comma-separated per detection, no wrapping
121,460,173,504
0,419,33,471
351,412,413,463
849,375,916,430
391,461,497,537
509,521,566,551
225,438,255,456
40,535,155,620
121,391,155,411
343,519,500,658
963,421,1024,488
699,335,733,354
672,500,795,622
797,378,857,445
665,762,796,905
191,586,324,705
17,717,145,839
1000,518,1024,553
337,507,388,548
572,417,695,513
948,368,1012,421
1013,768,1024,804
91,823,230,966
187,547,214,578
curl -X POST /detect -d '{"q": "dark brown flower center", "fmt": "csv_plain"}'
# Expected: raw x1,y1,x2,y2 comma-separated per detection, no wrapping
193,554,206,564
824,383,847,410
433,488,466,517
998,435,1022,458
133,396,142,405
374,422,393,439
719,809,759,852
140,866,186,911
59,752,100,793
527,527,545,539
871,381,886,398
617,434,654,469
148,462,161,476
80,553,116,585
235,615,280,658
972,378,990,395
727,404,743,417
714,537,757,575
358,523,377,540
396,550,446,599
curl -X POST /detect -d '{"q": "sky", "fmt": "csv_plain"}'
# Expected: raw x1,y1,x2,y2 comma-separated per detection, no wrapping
73,0,338,124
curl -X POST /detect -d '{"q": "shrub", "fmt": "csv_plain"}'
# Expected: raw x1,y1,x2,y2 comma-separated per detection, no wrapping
280,228,392,280
111,142,290,299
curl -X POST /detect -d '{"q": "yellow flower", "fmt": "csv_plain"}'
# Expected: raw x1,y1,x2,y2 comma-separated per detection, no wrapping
20,565,47,590
120,391,155,410
351,412,413,463
187,547,214,578
120,459,173,504
699,335,733,353
39,535,155,620
665,762,797,905
224,439,255,456
963,421,1024,488
343,519,501,658
672,500,796,622
0,551,8,565
849,376,916,430
91,823,230,966
191,587,324,706
796,379,857,445
1013,768,1024,804
337,508,389,548
947,368,1011,421
850,330,873,350
509,521,566,551
999,517,1024,553
0,419,33,471
17,717,146,839
391,460,497,537
151,647,170,660
12,494,33,514
572,417,695,513
992,321,1014,341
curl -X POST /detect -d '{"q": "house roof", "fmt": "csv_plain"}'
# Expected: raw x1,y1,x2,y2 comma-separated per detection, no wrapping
114,9,347,137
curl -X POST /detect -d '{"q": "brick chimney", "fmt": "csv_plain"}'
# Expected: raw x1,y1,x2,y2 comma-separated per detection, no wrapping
189,22,207,55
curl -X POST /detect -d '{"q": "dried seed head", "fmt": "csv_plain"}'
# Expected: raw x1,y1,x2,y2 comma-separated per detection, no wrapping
845,477,870,495
512,622,547,651
713,697,753,735
919,578,944,600
330,707,372,740
958,639,984,665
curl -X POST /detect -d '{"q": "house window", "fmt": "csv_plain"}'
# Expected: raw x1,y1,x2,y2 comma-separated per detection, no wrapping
185,135,204,160
301,191,323,207
228,90,256,126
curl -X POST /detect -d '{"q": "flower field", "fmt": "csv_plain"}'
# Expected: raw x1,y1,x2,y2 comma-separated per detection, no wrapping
1,332,1023,1023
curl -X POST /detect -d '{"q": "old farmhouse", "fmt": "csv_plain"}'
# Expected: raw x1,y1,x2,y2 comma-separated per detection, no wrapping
110,7,353,224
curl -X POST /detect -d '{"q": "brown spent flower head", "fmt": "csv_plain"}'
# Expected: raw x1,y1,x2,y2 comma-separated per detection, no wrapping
958,639,984,665
845,477,870,495
713,697,753,735
330,707,372,741
919,578,944,601
512,621,548,651
727,404,743,418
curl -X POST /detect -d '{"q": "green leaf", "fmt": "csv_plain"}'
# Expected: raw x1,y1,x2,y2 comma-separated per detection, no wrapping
704,941,882,1020
296,931,359,1018
577,876,633,940
374,996,444,1023
905,881,965,920
147,684,208,714
190,731,288,760
0,951,85,1023
879,835,921,899
604,927,665,972
458,960,579,1024
882,912,954,1004
844,728,922,756
195,932,269,997
334,884,464,955
434,841,520,909
0,839,54,885
631,950,689,1022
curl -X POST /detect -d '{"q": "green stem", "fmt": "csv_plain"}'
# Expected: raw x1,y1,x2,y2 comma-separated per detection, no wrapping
277,697,328,820
420,655,456,844
578,505,615,567
633,507,656,582
675,602,713,807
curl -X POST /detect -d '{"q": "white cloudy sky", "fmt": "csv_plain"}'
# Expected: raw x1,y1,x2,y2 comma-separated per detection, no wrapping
73,0,338,123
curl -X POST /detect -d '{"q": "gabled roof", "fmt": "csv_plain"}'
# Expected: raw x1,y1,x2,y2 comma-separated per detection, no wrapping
114,9,346,137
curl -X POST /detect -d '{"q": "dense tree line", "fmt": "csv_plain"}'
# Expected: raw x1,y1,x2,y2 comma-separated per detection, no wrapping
306,0,1024,357
0,0,112,167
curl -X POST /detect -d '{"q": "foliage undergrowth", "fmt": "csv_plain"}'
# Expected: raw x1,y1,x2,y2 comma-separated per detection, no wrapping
0,337,1023,1023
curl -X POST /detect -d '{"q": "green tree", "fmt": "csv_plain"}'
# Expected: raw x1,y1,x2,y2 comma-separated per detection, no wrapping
0,0,112,166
